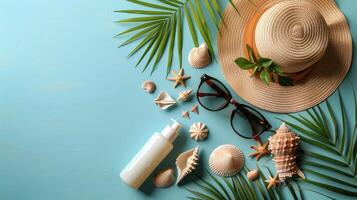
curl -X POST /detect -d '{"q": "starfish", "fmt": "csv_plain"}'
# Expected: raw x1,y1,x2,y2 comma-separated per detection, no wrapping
265,175,280,189
167,68,191,88
249,140,270,161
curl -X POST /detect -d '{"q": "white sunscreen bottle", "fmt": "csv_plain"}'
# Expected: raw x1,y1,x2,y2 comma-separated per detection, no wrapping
120,119,181,189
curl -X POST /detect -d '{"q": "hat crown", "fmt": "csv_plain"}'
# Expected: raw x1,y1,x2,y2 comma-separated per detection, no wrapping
255,1,329,74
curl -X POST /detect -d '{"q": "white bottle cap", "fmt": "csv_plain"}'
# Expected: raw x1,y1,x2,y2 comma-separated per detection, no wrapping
161,119,181,143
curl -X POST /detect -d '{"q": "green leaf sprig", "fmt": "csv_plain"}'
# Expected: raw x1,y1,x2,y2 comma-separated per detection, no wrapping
234,45,293,86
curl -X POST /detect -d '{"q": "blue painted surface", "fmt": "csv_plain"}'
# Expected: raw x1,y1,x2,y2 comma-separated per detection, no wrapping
0,0,356,199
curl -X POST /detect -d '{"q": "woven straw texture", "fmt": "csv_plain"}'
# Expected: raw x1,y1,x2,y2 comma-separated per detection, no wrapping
218,0,352,113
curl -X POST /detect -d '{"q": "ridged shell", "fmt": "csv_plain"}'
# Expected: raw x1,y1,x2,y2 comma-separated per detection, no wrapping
209,145,245,177
153,168,175,188
176,146,200,184
188,43,211,68
189,122,208,141
247,169,259,181
177,89,193,102
268,122,301,181
141,80,156,93
154,92,176,110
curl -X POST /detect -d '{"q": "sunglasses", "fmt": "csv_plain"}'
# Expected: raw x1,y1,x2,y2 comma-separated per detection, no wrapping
196,74,272,139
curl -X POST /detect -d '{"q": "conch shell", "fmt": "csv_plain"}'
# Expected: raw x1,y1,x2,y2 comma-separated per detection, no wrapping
142,80,156,93
209,144,244,177
268,122,305,181
189,122,208,141
154,92,176,110
188,43,211,68
176,146,200,184
153,168,175,188
177,89,193,102
247,169,259,181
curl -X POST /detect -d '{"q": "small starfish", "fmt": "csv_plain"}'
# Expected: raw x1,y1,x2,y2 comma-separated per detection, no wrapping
265,175,280,189
167,68,191,88
249,140,270,161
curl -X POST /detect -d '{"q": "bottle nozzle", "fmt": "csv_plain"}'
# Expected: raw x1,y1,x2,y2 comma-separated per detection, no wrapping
161,119,181,143
170,119,181,132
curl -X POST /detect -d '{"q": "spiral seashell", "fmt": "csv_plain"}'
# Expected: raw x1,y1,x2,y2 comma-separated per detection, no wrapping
154,92,176,110
141,80,156,93
177,89,193,102
188,43,211,68
247,169,259,181
153,168,175,188
176,146,200,184
189,122,208,141
209,144,244,177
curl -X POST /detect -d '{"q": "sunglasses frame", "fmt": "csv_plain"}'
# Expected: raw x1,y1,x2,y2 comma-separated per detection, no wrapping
197,74,272,139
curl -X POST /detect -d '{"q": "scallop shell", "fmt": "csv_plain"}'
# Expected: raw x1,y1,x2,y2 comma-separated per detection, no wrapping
247,169,259,181
177,89,193,102
153,168,175,188
176,146,200,184
142,80,156,93
154,92,176,110
189,122,208,141
182,111,190,119
191,105,199,115
268,122,304,181
188,43,211,68
209,144,245,177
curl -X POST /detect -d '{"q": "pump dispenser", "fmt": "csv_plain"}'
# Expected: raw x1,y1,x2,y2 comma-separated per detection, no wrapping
120,119,181,189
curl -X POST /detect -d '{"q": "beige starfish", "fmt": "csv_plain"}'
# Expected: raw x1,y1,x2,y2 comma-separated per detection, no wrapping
249,140,270,161
265,175,280,189
167,68,191,88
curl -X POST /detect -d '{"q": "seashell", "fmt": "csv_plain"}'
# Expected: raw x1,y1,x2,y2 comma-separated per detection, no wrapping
268,122,304,181
182,111,190,119
177,89,193,102
188,43,211,68
154,92,176,110
153,168,175,188
209,144,245,177
247,169,259,181
189,122,208,141
176,146,200,184
191,105,199,115
142,80,156,93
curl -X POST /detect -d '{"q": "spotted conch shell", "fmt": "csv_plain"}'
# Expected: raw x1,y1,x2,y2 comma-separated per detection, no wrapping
153,168,175,188
188,43,211,68
268,122,305,181
176,146,199,184
209,144,244,177
189,122,208,141
154,92,176,110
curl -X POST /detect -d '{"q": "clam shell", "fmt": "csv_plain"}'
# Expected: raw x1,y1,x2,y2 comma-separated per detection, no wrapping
247,169,259,181
142,80,156,93
176,146,200,184
153,168,175,188
188,43,211,68
209,144,244,177
154,92,176,110
189,122,208,141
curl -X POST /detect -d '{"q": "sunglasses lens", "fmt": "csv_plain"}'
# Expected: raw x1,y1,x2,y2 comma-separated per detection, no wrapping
232,106,265,138
197,79,230,111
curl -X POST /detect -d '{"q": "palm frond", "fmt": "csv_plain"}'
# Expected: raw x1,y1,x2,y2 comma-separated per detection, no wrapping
285,88,357,196
116,0,239,75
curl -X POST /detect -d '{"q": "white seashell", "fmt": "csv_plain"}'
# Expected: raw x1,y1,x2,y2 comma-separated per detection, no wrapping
154,92,176,110
153,168,175,188
177,89,193,102
189,122,208,141
268,122,304,181
176,146,200,184
142,80,156,93
182,111,190,119
191,105,199,115
188,43,211,68
247,169,259,181
209,144,245,177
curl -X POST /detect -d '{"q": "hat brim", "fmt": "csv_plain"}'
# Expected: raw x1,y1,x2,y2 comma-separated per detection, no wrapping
218,0,352,113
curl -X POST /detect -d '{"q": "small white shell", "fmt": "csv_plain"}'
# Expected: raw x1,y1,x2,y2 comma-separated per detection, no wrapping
191,105,199,115
188,43,211,68
189,122,208,141
209,144,245,177
177,89,193,102
247,169,259,181
153,168,175,188
176,146,200,184
142,80,156,93
182,111,190,119
154,92,176,110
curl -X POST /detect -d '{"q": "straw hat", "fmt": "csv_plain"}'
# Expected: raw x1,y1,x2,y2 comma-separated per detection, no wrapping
218,0,352,113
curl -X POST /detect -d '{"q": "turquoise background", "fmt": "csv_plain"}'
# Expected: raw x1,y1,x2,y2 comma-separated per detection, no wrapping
0,0,356,199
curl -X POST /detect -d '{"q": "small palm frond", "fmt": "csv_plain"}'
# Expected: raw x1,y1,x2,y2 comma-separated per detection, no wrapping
284,88,357,196
115,0,239,76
